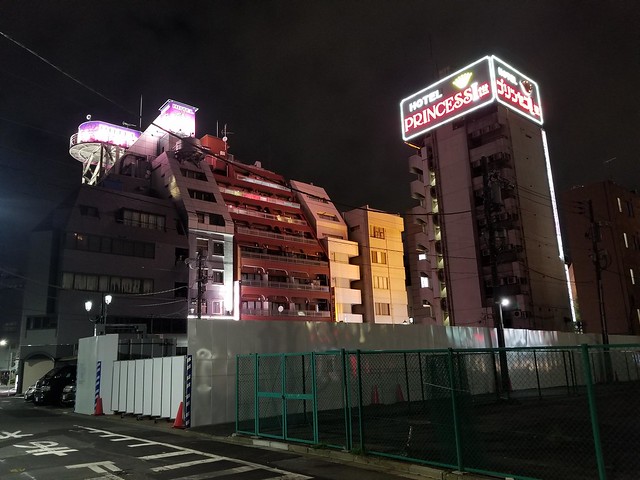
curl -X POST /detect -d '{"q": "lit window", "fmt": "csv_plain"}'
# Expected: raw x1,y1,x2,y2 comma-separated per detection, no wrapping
375,303,390,315
631,268,636,285
624,233,629,248
370,226,385,239
617,197,623,213
371,250,387,264
418,252,427,261
420,273,430,288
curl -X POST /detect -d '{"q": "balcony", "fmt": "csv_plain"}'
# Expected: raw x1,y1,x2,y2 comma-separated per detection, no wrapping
236,174,291,192
242,279,329,292
241,308,331,318
227,205,307,226
242,250,327,267
236,226,316,245
219,186,300,209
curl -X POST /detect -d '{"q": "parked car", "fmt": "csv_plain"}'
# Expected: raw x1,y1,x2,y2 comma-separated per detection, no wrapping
60,382,76,407
24,384,36,402
33,365,77,405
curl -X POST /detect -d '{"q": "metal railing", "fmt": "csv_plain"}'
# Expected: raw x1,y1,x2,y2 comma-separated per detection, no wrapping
241,279,329,292
237,344,640,480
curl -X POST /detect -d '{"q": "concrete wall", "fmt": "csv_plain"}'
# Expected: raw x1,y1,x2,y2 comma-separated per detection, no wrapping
188,318,640,427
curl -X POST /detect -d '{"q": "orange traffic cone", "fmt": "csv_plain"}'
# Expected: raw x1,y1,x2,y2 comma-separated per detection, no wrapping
94,397,104,416
371,386,380,405
173,402,185,429
395,384,405,402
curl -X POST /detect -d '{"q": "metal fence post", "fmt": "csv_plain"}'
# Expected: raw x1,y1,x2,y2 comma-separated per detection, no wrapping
403,352,411,411
581,344,607,480
341,349,352,451
311,352,319,444
533,350,541,399
447,348,463,472
356,350,365,452
254,353,259,435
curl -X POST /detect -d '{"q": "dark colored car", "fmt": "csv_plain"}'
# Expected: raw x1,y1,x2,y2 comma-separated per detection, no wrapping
24,384,36,402
60,381,76,406
33,365,77,405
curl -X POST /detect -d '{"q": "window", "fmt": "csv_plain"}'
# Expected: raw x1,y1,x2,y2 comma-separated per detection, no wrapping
212,242,224,256
375,302,390,315
420,273,430,288
370,226,385,239
66,232,154,259
373,276,389,289
631,268,636,285
624,233,629,248
188,189,216,202
371,250,387,264
195,211,226,226
121,209,166,230
628,201,635,217
62,272,153,294
617,197,623,213
418,252,427,261
196,238,208,256
318,212,339,222
209,271,224,284
180,168,207,181
79,205,99,217
26,316,57,330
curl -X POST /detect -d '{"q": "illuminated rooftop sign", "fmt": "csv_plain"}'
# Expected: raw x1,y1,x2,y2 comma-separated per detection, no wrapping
76,121,141,148
400,56,542,141
156,99,198,137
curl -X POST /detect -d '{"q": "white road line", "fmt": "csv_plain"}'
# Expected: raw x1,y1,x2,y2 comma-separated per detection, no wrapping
127,442,160,447
151,457,224,472
74,425,311,479
170,465,255,479
139,450,193,460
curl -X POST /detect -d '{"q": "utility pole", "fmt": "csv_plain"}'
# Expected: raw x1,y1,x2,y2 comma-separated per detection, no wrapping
586,199,613,382
196,252,204,320
483,156,510,394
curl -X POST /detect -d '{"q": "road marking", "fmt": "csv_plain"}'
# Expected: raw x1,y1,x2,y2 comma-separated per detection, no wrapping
67,460,125,480
170,465,255,479
0,430,33,440
139,450,193,460
14,441,78,456
127,442,160,447
75,425,312,479
151,457,224,472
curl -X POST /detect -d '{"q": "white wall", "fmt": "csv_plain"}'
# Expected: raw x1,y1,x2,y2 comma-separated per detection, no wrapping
187,319,639,427
75,334,119,415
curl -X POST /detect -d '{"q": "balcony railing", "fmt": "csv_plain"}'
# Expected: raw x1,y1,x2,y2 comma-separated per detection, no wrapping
241,251,327,267
241,308,331,318
219,186,300,209
242,279,329,292
236,174,291,192
227,205,307,226
236,226,316,245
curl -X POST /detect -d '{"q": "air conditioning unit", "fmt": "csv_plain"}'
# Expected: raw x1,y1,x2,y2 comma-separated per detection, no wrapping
513,310,529,319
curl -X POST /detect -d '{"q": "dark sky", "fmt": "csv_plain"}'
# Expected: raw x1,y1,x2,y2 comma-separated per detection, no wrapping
1,0,639,271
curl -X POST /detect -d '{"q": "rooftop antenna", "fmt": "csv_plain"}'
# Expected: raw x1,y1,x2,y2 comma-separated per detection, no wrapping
221,124,234,153
139,95,143,129
603,157,617,181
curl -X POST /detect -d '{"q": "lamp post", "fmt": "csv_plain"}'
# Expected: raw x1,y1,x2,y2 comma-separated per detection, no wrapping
495,297,511,395
85,294,113,336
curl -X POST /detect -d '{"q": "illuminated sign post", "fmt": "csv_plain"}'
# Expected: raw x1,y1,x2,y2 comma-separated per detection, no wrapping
400,56,542,140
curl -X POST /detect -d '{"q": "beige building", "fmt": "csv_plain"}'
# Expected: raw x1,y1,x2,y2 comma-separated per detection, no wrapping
343,208,408,324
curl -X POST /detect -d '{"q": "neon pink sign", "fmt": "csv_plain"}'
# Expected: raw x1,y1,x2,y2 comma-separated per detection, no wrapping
400,56,543,141
156,99,198,137
76,121,141,148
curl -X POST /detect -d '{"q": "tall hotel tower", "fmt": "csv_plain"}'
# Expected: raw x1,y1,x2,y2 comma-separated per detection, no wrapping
402,56,573,331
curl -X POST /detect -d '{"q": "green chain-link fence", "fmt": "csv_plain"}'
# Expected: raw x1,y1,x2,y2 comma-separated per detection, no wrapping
236,344,640,479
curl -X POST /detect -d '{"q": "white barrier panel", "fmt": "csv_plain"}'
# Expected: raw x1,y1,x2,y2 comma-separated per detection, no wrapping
143,359,153,415
161,357,172,419
126,360,135,413
134,360,144,415
111,363,121,412
152,358,162,417
110,355,185,419
171,356,185,419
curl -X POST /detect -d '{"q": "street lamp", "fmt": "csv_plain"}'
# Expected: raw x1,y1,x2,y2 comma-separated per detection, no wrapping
495,297,511,395
85,294,113,336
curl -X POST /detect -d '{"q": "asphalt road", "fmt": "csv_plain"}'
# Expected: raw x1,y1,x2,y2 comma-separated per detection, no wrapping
0,394,424,480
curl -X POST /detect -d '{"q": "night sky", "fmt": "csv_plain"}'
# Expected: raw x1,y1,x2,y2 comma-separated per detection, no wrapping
1,1,639,272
